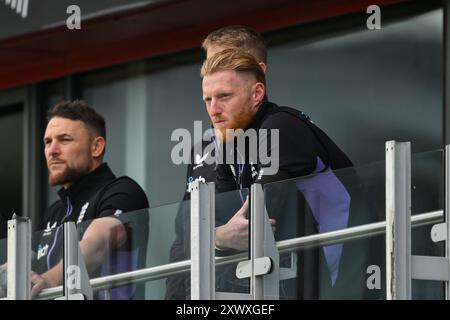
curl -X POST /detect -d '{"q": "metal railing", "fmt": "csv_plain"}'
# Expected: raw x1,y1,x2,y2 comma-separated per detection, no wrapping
7,142,442,300
37,209,444,300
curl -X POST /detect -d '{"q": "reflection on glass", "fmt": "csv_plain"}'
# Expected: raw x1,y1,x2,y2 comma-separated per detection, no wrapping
72,202,183,300
264,160,385,299
31,224,64,297
411,149,443,216
76,208,150,300
0,236,6,264
411,149,444,299
0,238,6,298
264,162,385,299
215,189,250,296
262,149,444,299
154,200,190,300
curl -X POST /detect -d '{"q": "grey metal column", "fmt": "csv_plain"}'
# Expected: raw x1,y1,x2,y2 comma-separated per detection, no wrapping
190,180,215,300
228,184,280,300
24,85,44,224
444,0,450,146
446,144,450,299
444,0,450,298
251,184,264,299
250,183,279,300
7,215,31,300
57,222,92,300
385,141,411,300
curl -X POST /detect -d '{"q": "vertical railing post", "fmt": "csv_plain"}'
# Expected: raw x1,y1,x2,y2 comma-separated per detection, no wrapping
250,184,279,300
445,145,450,300
57,222,92,300
443,0,450,300
7,215,31,300
190,180,215,300
385,140,411,300
251,184,264,299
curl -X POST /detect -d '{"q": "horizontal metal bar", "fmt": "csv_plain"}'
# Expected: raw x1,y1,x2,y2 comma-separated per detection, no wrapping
215,292,253,300
37,210,443,300
277,210,442,254
37,258,192,300
412,255,449,281
411,210,443,226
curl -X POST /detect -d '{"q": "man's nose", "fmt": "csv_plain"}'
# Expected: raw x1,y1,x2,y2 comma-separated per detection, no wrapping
209,99,222,116
47,141,61,156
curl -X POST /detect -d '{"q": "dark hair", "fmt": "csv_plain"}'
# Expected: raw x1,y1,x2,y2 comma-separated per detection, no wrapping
202,25,267,63
46,100,106,139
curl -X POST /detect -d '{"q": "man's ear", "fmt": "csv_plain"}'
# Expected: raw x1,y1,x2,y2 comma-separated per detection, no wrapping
259,62,267,74
91,136,105,158
253,82,265,106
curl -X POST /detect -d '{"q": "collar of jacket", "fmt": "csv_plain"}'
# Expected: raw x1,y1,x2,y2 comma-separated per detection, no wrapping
56,162,115,203
247,100,278,131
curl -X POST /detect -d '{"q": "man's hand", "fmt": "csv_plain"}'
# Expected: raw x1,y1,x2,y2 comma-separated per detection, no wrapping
31,271,52,299
215,199,276,251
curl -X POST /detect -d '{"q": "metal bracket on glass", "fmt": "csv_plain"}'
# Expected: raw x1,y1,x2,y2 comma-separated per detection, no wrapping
237,253,295,281
431,223,447,243
55,222,92,300
236,257,272,279
3,215,31,300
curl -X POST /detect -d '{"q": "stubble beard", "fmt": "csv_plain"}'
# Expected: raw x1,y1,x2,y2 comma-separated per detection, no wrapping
217,110,254,143
48,162,92,187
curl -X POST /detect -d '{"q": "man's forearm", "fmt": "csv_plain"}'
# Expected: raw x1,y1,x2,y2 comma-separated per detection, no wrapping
39,260,63,288
36,238,108,290
39,218,126,287
79,235,110,274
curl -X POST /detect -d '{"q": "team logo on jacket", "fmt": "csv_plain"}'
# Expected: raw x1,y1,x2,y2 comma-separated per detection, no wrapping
193,152,209,170
251,163,258,179
257,169,264,181
77,202,89,224
43,221,57,237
